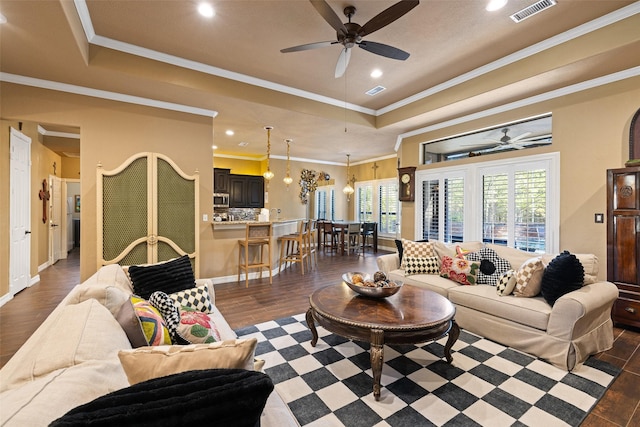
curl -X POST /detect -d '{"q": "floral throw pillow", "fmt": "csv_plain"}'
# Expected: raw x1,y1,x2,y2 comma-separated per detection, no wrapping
440,256,480,285
176,306,221,344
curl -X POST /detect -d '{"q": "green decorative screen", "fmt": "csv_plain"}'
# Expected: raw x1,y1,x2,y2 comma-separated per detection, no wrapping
157,158,195,259
102,157,148,262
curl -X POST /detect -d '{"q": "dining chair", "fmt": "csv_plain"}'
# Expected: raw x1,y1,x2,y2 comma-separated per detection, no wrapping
321,221,338,252
344,222,362,255
360,222,377,255
237,223,272,287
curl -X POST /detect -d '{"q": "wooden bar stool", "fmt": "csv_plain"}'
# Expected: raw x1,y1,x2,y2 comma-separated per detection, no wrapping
278,220,309,274
238,223,273,287
307,219,318,267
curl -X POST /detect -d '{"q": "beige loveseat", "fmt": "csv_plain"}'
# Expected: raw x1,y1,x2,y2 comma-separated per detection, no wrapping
377,241,618,371
0,264,299,427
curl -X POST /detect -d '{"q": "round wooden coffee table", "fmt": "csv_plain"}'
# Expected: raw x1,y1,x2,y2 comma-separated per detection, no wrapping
306,283,459,400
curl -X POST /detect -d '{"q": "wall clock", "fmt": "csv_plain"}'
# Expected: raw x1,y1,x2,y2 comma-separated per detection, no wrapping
398,167,416,202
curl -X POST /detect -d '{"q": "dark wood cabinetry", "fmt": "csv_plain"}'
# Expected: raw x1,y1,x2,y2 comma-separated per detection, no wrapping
607,166,640,328
213,168,230,193
228,174,264,208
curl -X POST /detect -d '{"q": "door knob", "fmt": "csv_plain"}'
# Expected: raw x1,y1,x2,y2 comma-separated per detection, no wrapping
25,230,31,234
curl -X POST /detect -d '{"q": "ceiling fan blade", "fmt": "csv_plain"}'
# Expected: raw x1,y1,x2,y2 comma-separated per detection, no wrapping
281,41,335,53
358,41,409,60
310,0,348,36
509,131,532,142
358,0,419,37
335,48,351,78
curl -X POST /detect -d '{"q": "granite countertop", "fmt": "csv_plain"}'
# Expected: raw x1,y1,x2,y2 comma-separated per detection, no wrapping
211,218,302,227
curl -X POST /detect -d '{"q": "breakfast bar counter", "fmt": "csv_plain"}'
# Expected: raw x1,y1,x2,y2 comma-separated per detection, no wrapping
206,219,303,284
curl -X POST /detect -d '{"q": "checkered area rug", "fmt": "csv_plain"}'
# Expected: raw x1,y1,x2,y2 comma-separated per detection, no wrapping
235,314,620,427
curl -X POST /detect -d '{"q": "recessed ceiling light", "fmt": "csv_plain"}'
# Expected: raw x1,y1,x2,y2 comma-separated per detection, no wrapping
198,3,215,18
238,141,249,147
486,0,508,11
212,145,218,150
225,130,234,136
0,13,7,24
370,69,383,78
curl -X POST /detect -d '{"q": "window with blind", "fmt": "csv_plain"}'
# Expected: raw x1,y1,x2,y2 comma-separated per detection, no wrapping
420,174,465,242
416,152,558,253
355,179,399,237
315,187,335,220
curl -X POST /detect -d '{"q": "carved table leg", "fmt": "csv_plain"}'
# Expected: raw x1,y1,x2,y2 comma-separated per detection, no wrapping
444,320,460,363
306,308,318,347
370,329,384,400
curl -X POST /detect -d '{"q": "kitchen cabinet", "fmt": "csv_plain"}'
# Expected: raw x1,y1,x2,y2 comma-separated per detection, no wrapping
607,166,640,328
213,168,230,193
228,174,264,208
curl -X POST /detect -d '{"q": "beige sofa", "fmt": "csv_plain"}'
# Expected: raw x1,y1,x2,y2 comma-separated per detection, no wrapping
0,264,299,427
377,241,619,371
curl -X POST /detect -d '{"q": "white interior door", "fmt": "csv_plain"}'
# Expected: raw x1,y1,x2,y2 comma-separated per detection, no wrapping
49,175,62,265
9,128,31,296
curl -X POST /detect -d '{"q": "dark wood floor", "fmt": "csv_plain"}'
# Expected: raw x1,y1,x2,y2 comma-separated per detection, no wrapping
1,248,639,426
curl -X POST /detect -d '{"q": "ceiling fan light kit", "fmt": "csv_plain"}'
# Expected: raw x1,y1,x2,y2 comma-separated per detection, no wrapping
281,0,420,78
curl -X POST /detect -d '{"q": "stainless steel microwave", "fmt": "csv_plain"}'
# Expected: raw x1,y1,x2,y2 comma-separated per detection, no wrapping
213,193,229,208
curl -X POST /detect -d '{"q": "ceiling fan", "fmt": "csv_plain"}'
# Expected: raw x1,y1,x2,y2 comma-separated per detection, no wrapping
280,0,420,78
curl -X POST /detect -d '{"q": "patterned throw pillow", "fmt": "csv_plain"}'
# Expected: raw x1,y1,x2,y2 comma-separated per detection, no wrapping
401,239,435,269
440,255,480,285
466,247,512,285
176,307,221,344
496,269,517,296
513,257,545,297
169,283,213,313
403,256,440,276
149,291,186,344
130,296,171,346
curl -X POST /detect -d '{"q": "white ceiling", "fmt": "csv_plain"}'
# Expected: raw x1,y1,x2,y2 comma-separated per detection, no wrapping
1,0,639,164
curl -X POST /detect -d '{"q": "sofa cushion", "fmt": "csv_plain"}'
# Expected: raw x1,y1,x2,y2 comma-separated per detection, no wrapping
168,283,213,313
403,256,440,275
541,251,584,306
176,307,222,344
496,269,517,296
440,256,480,286
449,285,551,331
117,338,258,385
66,280,131,317
465,247,511,285
400,239,435,269
130,296,172,346
49,369,273,427
0,360,130,427
128,255,196,300
82,263,134,294
387,269,459,297
513,257,545,297
0,299,132,392
432,241,484,261
542,253,599,285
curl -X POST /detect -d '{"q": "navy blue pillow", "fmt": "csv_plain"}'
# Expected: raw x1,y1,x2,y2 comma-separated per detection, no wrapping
541,251,584,306
50,369,274,427
128,255,195,300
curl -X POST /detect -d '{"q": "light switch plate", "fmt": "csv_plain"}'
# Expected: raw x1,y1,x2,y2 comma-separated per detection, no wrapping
203,214,208,222
594,213,604,223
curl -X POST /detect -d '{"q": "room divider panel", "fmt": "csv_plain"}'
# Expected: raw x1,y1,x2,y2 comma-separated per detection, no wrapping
97,152,200,276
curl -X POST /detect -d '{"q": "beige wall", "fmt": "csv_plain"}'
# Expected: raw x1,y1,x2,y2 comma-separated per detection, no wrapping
398,77,640,279
61,156,80,179
2,76,638,294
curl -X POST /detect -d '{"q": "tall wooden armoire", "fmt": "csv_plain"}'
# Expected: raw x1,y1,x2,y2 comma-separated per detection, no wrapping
607,166,640,328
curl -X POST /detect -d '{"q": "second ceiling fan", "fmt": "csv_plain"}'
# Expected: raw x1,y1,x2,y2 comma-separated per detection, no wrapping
281,0,419,78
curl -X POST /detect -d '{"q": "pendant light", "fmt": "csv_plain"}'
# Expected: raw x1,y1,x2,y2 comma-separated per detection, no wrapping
283,139,293,186
343,153,355,201
263,126,274,181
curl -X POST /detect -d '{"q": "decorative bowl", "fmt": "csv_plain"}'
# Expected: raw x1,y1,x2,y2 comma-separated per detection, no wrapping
342,272,403,298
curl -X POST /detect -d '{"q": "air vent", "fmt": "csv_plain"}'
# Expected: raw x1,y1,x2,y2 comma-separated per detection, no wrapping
238,141,249,147
365,85,386,96
510,0,556,23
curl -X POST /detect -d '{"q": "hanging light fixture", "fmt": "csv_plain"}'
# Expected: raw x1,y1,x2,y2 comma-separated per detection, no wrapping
343,154,355,201
283,139,293,186
263,126,274,181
